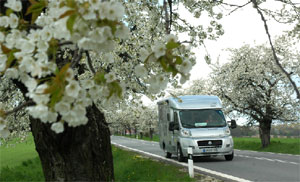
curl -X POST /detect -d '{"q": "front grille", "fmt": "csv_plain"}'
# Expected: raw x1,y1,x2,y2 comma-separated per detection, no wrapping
197,140,222,148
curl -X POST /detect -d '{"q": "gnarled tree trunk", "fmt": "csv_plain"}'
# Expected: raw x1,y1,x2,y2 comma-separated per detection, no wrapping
30,103,114,181
259,120,272,148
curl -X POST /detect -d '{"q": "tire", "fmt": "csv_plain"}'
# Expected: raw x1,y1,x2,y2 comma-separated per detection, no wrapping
225,152,234,161
177,144,185,162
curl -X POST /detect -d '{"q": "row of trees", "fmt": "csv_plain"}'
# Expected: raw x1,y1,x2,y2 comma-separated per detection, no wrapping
0,0,299,181
105,100,157,139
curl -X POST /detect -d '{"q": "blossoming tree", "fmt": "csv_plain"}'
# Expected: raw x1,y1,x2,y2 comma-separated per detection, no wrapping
210,37,299,148
0,0,225,181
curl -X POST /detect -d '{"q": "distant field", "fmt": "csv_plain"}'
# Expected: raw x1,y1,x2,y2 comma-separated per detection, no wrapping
119,134,300,155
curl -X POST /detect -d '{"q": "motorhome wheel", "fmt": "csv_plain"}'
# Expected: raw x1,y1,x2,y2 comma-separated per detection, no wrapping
177,145,185,162
225,152,234,161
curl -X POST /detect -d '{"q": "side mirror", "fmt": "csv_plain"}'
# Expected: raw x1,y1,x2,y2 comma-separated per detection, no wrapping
174,123,179,130
169,122,174,131
230,120,237,129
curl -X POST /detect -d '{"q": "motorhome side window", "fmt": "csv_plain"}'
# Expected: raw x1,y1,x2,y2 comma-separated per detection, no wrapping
174,112,179,130
174,112,178,124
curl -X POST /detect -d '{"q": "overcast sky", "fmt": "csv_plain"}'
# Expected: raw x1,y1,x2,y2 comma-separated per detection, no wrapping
186,1,294,83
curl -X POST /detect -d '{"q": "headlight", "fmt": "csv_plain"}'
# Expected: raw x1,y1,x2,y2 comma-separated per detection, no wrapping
181,129,191,137
224,128,231,136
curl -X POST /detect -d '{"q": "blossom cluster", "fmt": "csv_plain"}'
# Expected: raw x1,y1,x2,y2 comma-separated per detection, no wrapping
0,0,129,134
0,0,195,135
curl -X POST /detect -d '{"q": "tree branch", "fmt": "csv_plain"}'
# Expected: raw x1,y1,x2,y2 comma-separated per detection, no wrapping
71,49,83,69
85,51,96,74
163,0,170,34
251,0,300,100
58,41,73,47
223,1,252,16
5,100,34,116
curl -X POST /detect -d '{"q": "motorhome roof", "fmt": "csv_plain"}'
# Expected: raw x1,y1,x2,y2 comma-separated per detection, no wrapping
157,95,222,109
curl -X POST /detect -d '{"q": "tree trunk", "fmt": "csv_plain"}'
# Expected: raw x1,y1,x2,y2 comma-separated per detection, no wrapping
30,103,114,181
259,120,272,148
140,132,143,139
149,128,153,140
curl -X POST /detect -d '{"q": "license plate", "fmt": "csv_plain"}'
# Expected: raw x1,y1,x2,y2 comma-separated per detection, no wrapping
201,148,217,153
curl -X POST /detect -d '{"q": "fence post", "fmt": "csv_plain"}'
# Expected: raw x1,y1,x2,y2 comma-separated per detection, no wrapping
187,147,194,178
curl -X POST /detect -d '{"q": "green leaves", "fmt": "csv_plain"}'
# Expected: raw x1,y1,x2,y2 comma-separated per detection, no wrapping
5,49,18,68
26,0,47,24
166,42,180,49
94,72,106,85
158,56,178,77
107,81,123,99
66,14,77,34
93,71,123,99
175,56,183,64
44,63,70,108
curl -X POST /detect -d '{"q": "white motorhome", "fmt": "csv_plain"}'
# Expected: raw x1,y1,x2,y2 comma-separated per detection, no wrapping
157,95,236,162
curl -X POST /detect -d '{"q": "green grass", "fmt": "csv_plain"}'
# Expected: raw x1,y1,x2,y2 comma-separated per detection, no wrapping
0,134,38,169
0,135,195,182
113,146,194,182
0,157,44,181
233,137,300,155
120,135,300,155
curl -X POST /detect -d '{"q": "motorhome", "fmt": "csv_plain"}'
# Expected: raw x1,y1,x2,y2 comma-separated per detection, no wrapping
157,95,236,162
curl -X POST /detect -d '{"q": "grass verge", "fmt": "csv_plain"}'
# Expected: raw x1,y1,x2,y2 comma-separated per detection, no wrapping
0,134,38,169
119,135,300,155
0,135,195,182
233,137,300,155
113,146,194,182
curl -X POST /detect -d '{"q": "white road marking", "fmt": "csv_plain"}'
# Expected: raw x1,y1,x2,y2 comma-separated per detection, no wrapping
235,149,300,157
112,142,252,182
236,155,299,165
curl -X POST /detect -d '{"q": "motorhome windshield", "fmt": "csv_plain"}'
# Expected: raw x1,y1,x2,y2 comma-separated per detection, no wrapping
179,109,226,128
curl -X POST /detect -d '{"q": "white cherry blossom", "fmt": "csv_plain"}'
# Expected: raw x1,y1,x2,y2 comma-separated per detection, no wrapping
105,72,116,83
178,60,192,74
0,16,9,28
152,42,166,58
0,54,7,72
51,122,64,134
4,0,22,12
134,65,148,78
4,68,19,79
9,13,19,29
165,34,178,42
55,101,71,116
0,32,4,42
66,80,81,98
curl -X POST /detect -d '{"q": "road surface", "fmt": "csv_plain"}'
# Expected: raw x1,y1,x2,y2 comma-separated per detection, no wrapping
111,136,300,182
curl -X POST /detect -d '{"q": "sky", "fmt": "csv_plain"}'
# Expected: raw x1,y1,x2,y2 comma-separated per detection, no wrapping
186,1,295,82
142,1,297,125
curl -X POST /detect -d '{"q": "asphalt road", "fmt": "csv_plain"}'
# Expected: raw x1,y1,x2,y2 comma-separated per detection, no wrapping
111,136,300,182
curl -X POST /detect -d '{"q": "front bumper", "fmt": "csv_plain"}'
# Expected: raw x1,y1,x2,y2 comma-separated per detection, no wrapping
179,136,234,157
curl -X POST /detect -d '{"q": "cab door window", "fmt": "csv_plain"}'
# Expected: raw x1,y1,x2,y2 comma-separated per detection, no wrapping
173,112,179,130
